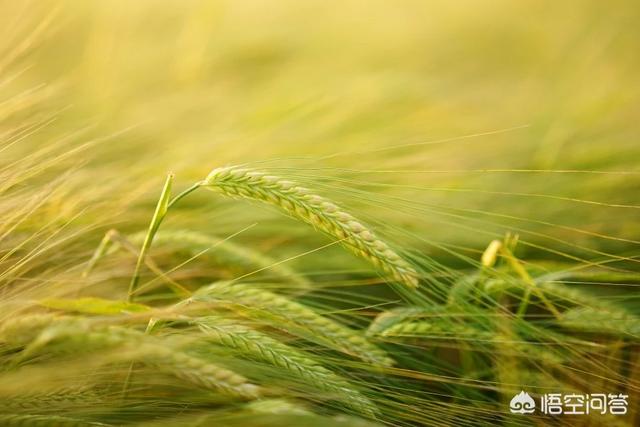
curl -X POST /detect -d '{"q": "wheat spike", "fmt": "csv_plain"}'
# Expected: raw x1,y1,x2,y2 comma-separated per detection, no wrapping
195,316,379,417
151,346,261,399
538,281,627,313
193,282,394,367
202,166,419,288
376,318,569,368
20,320,261,399
481,240,502,268
244,398,313,416
0,388,105,412
0,414,109,427
366,307,440,337
446,275,482,307
378,320,494,341
558,307,640,338
482,279,633,318
0,314,63,347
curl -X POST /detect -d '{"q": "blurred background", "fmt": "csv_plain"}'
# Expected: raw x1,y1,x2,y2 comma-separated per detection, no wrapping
1,2,639,425
2,0,639,279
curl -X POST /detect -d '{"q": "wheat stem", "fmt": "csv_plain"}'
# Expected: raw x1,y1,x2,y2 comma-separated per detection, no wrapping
128,229,310,288
129,173,174,300
500,247,561,319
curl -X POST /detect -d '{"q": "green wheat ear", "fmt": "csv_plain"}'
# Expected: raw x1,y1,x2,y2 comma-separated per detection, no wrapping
0,414,110,427
244,398,312,416
12,318,262,400
192,282,394,367
558,307,640,338
377,320,494,340
202,166,419,289
366,306,443,337
194,317,379,417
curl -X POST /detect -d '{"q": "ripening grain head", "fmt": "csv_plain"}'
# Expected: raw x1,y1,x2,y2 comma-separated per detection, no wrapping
203,166,419,289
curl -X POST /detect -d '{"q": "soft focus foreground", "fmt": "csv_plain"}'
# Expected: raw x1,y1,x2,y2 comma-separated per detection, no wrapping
1,1,639,426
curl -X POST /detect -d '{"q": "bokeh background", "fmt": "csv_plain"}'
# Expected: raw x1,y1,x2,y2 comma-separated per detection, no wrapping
5,1,639,256
2,1,640,424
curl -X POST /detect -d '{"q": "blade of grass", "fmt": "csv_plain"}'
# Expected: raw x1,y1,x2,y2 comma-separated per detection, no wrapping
128,173,174,301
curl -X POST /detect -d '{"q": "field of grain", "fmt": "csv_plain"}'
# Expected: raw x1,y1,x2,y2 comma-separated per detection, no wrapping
1,1,639,426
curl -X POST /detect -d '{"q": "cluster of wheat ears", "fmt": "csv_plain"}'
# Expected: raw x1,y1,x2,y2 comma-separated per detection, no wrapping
1,164,638,426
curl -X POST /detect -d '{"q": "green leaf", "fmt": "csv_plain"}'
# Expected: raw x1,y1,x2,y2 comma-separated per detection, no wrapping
128,173,174,299
39,297,151,315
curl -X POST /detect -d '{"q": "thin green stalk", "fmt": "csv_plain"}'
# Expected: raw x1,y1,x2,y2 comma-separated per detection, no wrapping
83,229,117,278
111,231,190,297
127,177,201,301
83,228,190,297
121,317,158,402
128,173,175,301
167,181,203,209
501,247,561,319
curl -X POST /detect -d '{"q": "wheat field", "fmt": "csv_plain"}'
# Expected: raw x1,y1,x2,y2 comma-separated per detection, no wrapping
1,1,639,426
